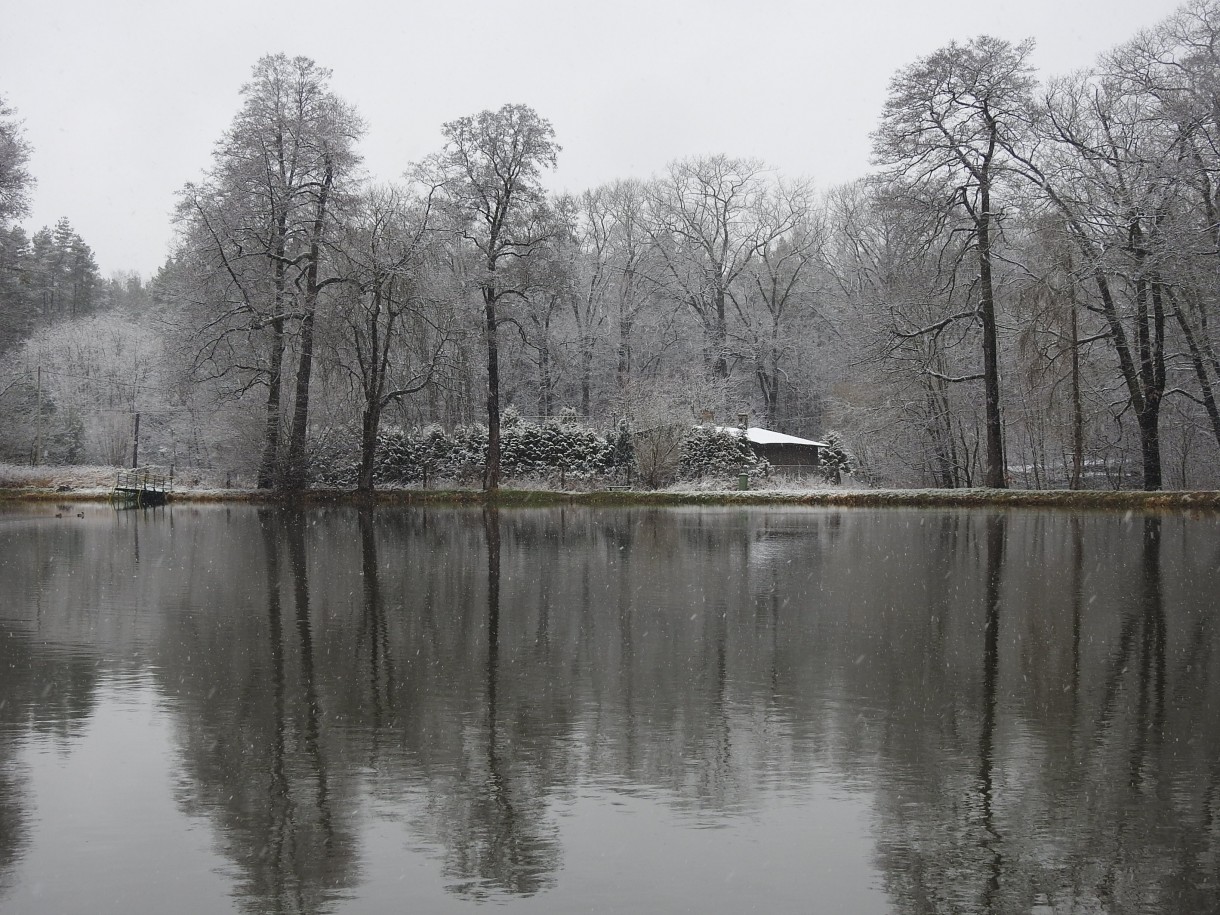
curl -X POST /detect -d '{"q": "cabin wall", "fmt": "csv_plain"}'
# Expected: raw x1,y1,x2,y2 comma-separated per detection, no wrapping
754,443,821,468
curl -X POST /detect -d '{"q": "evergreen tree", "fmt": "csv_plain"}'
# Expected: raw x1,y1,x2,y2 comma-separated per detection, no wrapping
819,431,854,485
678,426,768,481
0,218,100,351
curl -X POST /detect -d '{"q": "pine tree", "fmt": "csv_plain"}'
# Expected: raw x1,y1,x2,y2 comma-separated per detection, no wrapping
819,432,854,485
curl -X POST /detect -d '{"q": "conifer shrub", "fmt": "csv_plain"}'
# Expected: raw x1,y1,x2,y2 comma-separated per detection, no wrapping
819,431,854,484
308,409,629,488
305,428,360,488
307,412,778,489
677,426,769,482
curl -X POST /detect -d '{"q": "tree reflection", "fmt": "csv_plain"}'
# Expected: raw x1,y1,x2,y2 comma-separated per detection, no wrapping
866,510,1220,914
870,511,1011,914
0,517,103,900
1066,513,1209,913
356,507,393,744
2,505,1219,912
976,512,1005,912
284,510,335,856
167,508,357,915
436,505,561,898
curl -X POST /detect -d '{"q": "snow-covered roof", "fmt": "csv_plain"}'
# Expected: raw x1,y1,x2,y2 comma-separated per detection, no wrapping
716,426,828,448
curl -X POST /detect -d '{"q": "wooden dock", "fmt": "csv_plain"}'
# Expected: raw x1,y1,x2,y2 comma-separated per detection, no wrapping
112,467,172,508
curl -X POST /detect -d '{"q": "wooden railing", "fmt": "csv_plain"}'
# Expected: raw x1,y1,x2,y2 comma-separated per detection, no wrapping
113,466,172,506
115,466,171,493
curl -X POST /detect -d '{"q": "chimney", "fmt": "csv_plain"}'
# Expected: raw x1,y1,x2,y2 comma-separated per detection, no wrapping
738,411,749,429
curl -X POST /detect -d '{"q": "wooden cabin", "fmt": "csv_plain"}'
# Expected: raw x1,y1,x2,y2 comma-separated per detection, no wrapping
720,426,828,475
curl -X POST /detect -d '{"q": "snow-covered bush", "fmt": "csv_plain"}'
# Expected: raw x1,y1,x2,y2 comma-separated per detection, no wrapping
443,424,489,482
678,426,769,482
304,409,632,488
497,414,614,480
306,428,359,487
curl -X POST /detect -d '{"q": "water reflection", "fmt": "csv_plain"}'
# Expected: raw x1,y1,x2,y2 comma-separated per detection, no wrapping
872,513,1010,914
155,507,359,914
357,508,392,741
440,505,561,898
0,505,1217,913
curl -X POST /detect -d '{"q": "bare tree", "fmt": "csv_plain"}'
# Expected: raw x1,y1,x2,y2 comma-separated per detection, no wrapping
728,180,822,425
574,179,661,395
176,54,363,489
615,369,731,488
1007,214,1108,489
1111,3,1220,464
563,190,614,417
645,156,804,381
826,179,984,487
424,104,559,492
1024,70,1177,490
330,184,451,491
873,36,1038,488
0,94,32,227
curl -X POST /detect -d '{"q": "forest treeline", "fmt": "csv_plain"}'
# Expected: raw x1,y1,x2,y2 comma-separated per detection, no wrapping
4,1,1220,491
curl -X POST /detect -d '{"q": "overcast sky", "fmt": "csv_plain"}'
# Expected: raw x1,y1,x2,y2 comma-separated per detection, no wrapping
3,0,1185,276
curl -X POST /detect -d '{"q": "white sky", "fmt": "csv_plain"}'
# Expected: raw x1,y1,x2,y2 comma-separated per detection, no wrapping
3,0,1185,276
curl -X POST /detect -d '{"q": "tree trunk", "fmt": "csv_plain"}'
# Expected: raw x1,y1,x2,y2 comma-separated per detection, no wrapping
483,285,501,492
617,312,633,391
257,316,285,489
1069,281,1084,490
757,364,779,427
926,379,958,488
977,188,1007,488
537,311,553,420
358,403,380,492
1137,399,1163,491
258,212,291,490
1128,246,1166,491
1082,248,1156,489
285,309,316,488
711,289,729,379
285,161,333,490
1174,302,1220,453
580,334,594,417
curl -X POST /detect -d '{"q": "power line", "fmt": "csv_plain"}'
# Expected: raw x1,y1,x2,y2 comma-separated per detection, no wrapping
0,366,148,390
94,407,198,415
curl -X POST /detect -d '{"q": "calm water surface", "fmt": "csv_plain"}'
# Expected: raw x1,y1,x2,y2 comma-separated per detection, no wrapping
0,504,1217,914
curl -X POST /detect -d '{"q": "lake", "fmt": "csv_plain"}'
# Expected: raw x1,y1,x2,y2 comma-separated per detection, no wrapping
0,503,1217,913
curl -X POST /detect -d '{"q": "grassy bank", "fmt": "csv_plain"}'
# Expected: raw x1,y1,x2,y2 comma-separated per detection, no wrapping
480,488,1220,510
3,464,1218,511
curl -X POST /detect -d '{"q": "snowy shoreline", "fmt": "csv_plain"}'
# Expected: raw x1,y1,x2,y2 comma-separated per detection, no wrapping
2,468,1218,512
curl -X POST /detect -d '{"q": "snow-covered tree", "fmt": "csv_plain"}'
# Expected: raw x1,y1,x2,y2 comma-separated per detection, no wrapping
678,426,768,482
819,431,854,484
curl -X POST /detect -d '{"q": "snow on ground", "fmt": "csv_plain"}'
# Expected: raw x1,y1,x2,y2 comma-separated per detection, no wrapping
0,464,241,495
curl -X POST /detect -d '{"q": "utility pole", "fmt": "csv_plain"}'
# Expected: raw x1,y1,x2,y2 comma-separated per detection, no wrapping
131,367,140,469
34,364,42,466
